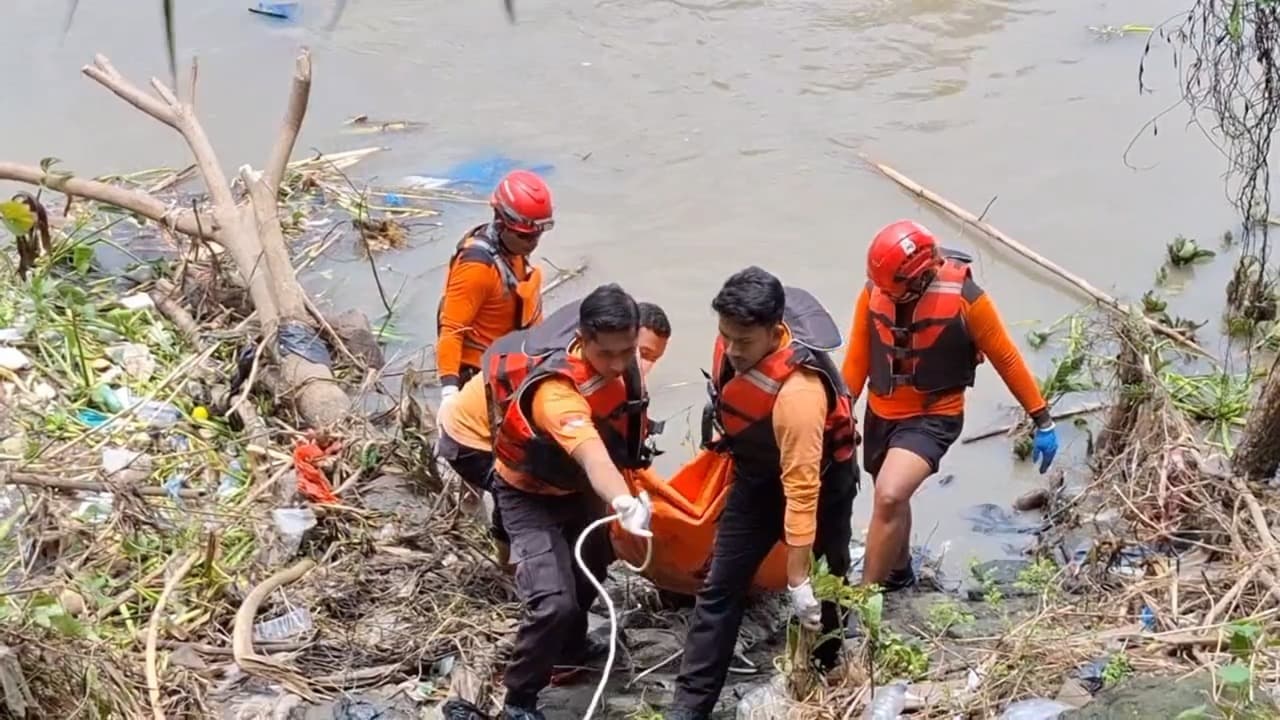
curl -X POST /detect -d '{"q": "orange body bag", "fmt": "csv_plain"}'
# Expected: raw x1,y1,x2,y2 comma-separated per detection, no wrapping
609,449,789,596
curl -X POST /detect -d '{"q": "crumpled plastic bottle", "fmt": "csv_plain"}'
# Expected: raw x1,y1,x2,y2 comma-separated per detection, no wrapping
862,682,908,720
998,698,1074,720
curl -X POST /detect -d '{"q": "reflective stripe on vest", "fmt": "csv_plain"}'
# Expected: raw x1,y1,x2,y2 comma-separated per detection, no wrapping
708,336,856,466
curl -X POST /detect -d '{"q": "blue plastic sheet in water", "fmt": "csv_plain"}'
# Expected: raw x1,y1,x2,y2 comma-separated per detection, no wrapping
404,154,555,194
250,1,300,20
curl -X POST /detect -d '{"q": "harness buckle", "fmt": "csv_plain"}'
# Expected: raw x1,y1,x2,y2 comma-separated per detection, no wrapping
614,397,650,418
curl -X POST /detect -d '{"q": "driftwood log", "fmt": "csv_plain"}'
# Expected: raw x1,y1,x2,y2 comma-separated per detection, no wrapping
0,48,350,428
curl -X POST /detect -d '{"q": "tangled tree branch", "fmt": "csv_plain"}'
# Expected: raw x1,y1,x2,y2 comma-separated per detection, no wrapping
1150,1,1280,265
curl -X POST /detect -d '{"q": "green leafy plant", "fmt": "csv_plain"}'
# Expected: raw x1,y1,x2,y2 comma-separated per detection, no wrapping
1014,557,1059,595
1166,235,1217,267
1160,370,1254,449
1101,653,1132,688
969,558,1005,607
926,600,975,634
0,199,36,237
806,557,930,681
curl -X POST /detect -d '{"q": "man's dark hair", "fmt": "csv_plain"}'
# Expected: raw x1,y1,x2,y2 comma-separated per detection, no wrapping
638,302,671,339
579,283,640,338
711,266,785,327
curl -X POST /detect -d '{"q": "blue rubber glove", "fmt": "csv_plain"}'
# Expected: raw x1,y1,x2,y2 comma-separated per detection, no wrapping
1031,423,1058,474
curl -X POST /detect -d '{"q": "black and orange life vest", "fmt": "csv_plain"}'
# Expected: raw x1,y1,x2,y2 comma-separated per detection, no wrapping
483,299,652,492
703,287,857,491
866,249,984,398
437,223,544,357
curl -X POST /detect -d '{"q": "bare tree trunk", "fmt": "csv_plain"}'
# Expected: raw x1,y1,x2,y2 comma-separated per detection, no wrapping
1233,354,1280,479
0,48,350,429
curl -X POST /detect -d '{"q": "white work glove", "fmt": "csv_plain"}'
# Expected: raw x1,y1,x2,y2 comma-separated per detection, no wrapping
788,579,823,631
439,385,459,411
611,492,653,538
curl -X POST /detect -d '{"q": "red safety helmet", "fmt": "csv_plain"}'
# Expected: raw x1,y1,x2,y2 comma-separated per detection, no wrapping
491,170,554,235
867,219,940,298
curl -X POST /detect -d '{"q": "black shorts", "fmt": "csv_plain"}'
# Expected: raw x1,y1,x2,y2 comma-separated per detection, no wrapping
862,409,963,479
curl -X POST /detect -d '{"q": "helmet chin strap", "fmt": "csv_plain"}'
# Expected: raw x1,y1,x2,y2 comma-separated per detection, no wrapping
491,218,518,255
894,267,938,304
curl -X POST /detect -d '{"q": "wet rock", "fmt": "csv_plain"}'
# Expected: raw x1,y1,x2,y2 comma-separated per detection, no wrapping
1014,488,1051,512
1062,675,1222,719
1054,677,1091,709
625,628,685,668
328,309,385,369
891,591,1034,641
359,475,433,537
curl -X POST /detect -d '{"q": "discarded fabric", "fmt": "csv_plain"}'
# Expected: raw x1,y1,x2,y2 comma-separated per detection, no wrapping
293,435,342,503
278,322,333,366
441,698,487,720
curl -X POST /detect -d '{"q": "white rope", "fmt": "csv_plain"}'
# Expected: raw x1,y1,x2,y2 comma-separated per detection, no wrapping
572,496,652,720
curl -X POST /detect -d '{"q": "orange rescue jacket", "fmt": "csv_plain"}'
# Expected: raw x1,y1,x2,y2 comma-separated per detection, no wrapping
866,250,985,399
484,299,652,492
704,287,858,490
437,223,544,376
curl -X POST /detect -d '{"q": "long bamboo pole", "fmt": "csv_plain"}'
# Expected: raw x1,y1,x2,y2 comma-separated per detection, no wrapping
864,156,1215,360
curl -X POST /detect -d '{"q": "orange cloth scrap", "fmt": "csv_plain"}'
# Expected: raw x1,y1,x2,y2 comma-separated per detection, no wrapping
436,253,534,384
841,281,1047,420
293,434,343,504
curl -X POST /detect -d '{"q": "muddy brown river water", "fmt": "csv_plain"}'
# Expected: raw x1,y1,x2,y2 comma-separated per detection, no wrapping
0,0,1249,577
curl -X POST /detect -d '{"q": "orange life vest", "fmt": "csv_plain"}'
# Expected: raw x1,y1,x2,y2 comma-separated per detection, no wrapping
438,223,544,358
866,251,984,398
484,299,652,492
704,287,857,489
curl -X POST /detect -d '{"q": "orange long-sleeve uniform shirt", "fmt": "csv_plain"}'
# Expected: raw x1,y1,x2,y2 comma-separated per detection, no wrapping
436,243,541,388
770,367,829,547
840,281,1048,421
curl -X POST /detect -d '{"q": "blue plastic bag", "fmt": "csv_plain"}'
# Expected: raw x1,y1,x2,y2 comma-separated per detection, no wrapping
405,153,555,194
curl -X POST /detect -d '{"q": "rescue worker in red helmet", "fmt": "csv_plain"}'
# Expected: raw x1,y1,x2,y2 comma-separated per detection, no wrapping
666,267,858,720
436,169,553,407
842,220,1059,591
484,283,655,720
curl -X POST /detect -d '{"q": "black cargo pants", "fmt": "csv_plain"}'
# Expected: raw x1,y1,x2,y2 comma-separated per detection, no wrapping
672,466,858,717
495,478,615,710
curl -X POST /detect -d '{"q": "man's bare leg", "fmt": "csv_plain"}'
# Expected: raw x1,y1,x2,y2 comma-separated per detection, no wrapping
862,448,933,586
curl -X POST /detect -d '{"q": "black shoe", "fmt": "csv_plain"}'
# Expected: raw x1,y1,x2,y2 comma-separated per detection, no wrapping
500,704,546,720
883,564,917,593
555,634,610,669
